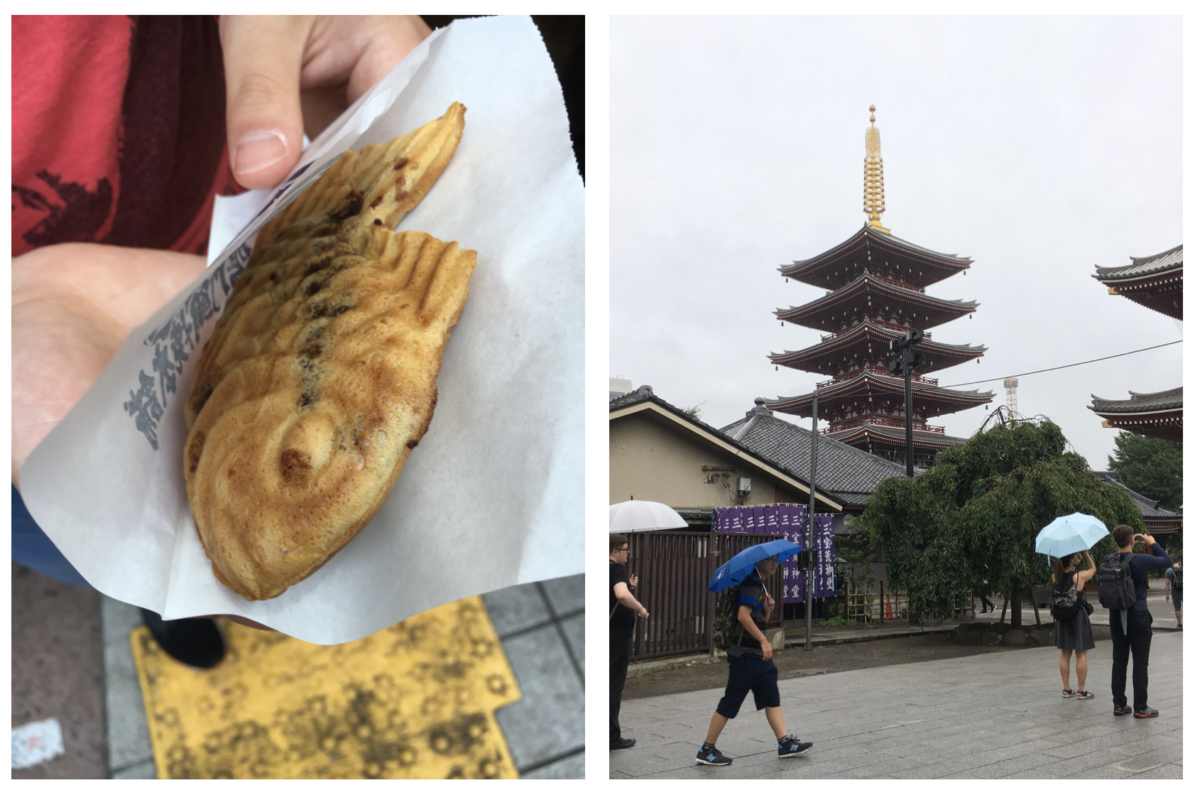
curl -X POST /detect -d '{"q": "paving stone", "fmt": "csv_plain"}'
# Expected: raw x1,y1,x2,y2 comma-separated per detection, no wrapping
1127,762,1183,779
11,565,107,779
613,632,1181,779
111,759,157,779
494,623,584,771
101,596,144,646
482,583,552,637
522,750,585,779
103,637,153,772
560,611,584,677
954,751,1065,779
539,573,584,617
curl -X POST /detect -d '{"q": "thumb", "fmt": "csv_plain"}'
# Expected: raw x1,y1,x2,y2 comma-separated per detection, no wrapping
220,16,312,189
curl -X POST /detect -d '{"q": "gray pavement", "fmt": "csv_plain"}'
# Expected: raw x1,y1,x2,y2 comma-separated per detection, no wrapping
16,570,583,779
612,617,1182,779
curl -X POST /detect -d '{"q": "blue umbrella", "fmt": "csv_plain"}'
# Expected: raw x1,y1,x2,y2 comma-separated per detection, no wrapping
1035,513,1110,560
708,539,804,593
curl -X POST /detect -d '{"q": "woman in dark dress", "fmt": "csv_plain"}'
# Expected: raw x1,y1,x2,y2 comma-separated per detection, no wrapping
1053,551,1097,699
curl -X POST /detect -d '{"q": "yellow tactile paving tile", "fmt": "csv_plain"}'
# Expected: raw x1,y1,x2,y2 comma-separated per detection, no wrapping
132,596,520,779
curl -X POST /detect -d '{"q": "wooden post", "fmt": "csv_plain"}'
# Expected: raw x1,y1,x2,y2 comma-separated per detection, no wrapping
998,596,1008,625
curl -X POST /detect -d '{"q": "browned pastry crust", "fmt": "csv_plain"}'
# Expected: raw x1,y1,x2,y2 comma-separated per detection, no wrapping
183,103,475,601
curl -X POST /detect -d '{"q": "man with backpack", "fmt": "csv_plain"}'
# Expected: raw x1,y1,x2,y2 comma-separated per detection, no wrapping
1164,559,1182,629
1098,525,1174,719
695,554,811,766
610,534,648,751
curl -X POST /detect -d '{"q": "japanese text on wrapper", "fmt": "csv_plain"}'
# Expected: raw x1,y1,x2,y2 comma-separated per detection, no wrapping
122,243,252,450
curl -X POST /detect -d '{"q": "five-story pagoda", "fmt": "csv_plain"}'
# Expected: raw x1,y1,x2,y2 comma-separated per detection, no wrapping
766,107,993,468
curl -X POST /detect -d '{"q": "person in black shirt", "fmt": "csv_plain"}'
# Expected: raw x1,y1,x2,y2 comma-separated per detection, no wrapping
1106,525,1174,718
695,554,811,766
610,534,647,750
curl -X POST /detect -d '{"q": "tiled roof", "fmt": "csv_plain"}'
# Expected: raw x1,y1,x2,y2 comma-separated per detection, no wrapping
720,399,914,508
1093,471,1182,520
1088,387,1183,415
1094,246,1183,282
830,424,968,447
782,225,972,273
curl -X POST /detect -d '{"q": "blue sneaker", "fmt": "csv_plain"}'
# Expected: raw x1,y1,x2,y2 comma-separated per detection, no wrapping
778,735,813,758
695,743,732,766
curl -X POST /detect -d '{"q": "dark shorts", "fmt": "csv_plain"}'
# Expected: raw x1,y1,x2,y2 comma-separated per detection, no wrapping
715,653,780,719
1171,593,1182,611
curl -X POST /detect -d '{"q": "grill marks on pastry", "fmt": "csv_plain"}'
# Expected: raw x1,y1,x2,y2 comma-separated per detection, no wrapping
330,190,365,224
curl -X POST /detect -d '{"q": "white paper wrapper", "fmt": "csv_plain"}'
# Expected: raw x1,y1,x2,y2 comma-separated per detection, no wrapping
21,16,583,645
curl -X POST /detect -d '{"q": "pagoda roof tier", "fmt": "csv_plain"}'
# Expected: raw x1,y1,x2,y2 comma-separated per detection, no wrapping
780,224,973,291
766,371,993,419
776,272,978,334
828,423,967,453
1093,245,1182,321
769,321,986,376
1089,387,1182,443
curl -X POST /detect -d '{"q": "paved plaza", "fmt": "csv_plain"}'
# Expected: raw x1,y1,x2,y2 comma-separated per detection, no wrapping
612,627,1182,779
14,564,583,779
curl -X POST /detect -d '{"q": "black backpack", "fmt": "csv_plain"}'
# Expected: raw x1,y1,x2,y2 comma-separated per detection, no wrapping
1171,565,1182,593
1050,572,1082,622
1098,552,1137,610
712,590,740,649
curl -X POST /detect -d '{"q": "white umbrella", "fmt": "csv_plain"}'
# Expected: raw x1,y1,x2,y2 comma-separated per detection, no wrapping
609,500,688,533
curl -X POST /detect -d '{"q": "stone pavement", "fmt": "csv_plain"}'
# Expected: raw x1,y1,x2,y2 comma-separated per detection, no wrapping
612,626,1182,779
15,571,582,779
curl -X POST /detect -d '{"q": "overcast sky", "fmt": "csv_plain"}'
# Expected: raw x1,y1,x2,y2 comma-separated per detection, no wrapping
610,15,1183,473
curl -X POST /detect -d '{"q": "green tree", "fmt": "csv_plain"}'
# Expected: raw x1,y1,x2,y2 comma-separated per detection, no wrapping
857,419,1145,625
1107,431,1182,513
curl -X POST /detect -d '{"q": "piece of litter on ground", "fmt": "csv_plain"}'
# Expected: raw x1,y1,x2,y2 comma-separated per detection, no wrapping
12,718,65,769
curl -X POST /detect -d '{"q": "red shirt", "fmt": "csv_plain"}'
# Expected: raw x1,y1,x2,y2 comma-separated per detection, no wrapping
11,15,242,257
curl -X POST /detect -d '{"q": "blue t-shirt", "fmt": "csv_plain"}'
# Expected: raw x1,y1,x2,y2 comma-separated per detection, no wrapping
1108,543,1173,612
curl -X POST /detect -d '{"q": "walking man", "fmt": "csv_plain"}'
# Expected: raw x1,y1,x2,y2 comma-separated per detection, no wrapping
1164,558,1182,629
610,534,648,750
696,554,811,766
1106,525,1173,719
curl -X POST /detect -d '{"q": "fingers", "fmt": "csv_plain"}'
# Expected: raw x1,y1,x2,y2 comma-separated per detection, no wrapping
220,16,313,189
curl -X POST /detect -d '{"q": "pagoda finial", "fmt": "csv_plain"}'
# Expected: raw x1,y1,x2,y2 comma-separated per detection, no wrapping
863,104,890,234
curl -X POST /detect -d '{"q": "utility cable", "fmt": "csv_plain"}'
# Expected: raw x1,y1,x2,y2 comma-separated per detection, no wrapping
940,340,1182,389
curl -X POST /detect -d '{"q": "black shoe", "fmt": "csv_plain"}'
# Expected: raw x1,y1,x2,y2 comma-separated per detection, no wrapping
610,738,636,750
140,609,226,669
1134,707,1159,719
696,743,732,766
1114,705,1132,716
778,735,813,758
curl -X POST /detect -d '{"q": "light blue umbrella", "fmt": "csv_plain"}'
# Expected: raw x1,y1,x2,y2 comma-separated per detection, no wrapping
1035,513,1110,560
708,539,803,593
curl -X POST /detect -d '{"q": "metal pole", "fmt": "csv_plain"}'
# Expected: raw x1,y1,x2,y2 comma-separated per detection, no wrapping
806,387,819,651
904,360,915,477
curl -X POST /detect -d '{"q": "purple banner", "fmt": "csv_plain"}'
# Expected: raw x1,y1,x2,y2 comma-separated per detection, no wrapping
712,505,836,603
781,505,806,602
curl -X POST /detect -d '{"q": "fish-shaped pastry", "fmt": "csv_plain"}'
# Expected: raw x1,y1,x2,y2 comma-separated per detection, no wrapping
183,102,475,601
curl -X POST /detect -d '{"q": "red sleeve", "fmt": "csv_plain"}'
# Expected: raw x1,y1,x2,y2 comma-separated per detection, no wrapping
12,15,239,259
12,15,133,256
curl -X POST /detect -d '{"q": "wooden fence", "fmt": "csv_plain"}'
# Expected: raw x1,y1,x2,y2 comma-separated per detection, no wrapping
624,530,785,660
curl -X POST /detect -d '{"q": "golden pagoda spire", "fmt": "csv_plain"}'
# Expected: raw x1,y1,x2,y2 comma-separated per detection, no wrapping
863,105,890,234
